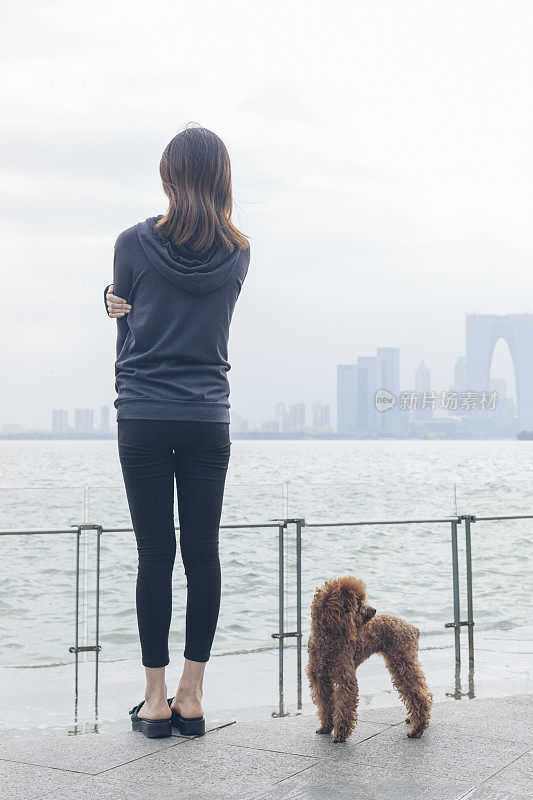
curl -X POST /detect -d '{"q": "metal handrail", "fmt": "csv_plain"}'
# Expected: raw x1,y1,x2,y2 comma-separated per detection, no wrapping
4,512,533,537
467,514,533,521
304,514,533,526
0,521,283,535
1,512,532,722
304,516,459,527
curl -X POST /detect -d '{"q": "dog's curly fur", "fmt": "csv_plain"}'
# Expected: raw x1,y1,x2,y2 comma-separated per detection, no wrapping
306,575,433,742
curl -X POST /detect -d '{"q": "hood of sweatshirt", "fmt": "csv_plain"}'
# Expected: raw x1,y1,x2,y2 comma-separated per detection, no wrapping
136,215,242,295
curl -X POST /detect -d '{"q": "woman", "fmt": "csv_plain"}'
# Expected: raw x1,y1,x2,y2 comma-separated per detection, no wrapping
104,125,250,738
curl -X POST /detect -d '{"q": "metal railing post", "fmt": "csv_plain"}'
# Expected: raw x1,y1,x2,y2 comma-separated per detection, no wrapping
271,518,304,717
270,522,286,717
447,519,462,667
73,525,81,721
94,525,102,721
278,521,284,717
295,518,304,712
464,515,475,667
445,515,477,697
69,523,103,732
278,523,285,717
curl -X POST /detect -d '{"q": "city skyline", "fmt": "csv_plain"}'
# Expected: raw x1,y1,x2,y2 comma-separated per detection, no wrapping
2,308,525,435
1,322,519,431
1,323,518,437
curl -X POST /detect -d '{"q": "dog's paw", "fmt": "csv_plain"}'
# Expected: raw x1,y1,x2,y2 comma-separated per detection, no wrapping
315,726,333,734
332,735,347,743
405,716,410,724
407,729,423,739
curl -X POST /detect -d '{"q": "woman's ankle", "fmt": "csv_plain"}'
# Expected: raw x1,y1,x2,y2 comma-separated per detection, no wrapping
179,658,206,693
145,692,169,705
176,681,202,700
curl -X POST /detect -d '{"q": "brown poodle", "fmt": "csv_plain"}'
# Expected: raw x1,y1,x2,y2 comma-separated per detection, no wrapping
306,575,433,742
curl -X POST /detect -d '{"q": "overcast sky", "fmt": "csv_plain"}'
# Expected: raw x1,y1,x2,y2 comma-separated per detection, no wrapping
1,0,532,429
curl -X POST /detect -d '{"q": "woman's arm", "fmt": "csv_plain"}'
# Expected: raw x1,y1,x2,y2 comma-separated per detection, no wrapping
111,234,135,365
105,229,135,317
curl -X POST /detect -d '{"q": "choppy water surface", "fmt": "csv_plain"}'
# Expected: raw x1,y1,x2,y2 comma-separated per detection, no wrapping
0,439,531,666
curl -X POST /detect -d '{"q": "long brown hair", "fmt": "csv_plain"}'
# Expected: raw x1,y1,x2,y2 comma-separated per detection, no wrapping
156,124,249,254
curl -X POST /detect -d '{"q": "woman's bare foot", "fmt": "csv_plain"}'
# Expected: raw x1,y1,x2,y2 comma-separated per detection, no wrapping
137,667,172,720
138,699,172,721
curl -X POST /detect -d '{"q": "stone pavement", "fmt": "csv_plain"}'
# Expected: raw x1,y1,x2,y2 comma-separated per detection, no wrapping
2,694,531,800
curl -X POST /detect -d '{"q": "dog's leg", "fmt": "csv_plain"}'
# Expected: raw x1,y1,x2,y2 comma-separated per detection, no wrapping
307,669,334,734
382,651,433,738
332,668,359,743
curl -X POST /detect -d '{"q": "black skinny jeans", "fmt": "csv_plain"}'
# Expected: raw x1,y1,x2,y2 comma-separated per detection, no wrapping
117,418,231,668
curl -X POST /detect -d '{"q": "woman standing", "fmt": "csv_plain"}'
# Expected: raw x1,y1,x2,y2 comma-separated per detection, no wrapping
104,126,250,738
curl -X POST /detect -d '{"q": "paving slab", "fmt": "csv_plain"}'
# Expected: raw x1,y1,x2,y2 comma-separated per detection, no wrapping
0,728,185,774
356,704,409,725
331,722,530,783
0,759,94,800
211,713,391,757
244,761,475,800
37,738,318,800
465,750,533,800
427,696,533,746
491,693,533,706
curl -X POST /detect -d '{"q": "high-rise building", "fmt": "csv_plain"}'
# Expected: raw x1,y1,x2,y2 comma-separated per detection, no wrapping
52,409,69,434
376,347,405,433
446,356,468,420
356,356,379,434
74,408,94,434
261,420,279,433
337,364,357,435
100,405,110,434
287,403,306,433
1,423,21,434
415,359,431,393
413,359,433,422
275,402,286,433
312,402,330,431
454,356,468,392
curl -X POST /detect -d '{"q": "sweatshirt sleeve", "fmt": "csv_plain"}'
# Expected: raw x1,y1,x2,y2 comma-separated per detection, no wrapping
112,232,135,358
103,284,112,316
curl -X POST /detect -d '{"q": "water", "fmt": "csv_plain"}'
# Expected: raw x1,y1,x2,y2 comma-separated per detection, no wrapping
0,439,532,668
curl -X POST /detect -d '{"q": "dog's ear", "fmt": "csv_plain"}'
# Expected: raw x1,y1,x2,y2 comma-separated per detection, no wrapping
339,587,358,640
313,583,358,640
310,586,325,621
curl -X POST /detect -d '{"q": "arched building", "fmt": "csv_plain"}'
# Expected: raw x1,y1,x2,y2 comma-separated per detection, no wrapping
466,314,533,432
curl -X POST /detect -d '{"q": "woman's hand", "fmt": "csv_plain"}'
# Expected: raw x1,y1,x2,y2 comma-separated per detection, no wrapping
106,284,132,317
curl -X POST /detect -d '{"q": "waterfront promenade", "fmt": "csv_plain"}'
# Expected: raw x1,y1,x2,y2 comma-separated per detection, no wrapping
3,694,531,799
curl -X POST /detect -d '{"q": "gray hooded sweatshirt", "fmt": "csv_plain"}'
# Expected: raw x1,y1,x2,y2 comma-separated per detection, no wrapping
105,215,250,422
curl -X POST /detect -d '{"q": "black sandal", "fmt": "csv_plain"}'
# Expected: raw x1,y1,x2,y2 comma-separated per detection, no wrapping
167,698,205,736
129,700,172,738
